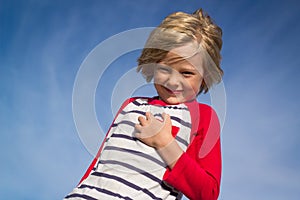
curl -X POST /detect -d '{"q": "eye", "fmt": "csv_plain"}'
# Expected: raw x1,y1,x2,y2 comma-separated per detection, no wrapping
156,65,171,73
181,71,194,77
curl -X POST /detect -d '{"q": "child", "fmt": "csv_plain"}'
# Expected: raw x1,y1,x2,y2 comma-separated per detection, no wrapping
65,8,223,200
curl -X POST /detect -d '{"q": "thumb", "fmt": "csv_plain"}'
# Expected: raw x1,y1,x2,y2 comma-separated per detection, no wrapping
162,113,171,125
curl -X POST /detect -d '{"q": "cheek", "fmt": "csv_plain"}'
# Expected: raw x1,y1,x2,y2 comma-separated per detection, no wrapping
194,78,203,93
154,83,165,96
153,74,165,90
153,72,167,84
187,78,202,93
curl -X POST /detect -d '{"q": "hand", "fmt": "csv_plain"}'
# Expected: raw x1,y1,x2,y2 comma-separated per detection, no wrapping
135,112,174,149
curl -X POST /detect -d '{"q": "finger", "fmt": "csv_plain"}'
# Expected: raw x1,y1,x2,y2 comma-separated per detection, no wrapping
145,112,153,121
162,113,171,124
138,115,148,126
135,124,142,132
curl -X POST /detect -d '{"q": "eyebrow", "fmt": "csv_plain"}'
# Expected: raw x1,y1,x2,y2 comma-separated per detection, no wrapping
159,63,199,74
180,66,199,72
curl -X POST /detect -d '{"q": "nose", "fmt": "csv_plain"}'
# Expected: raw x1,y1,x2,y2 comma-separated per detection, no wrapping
166,72,180,89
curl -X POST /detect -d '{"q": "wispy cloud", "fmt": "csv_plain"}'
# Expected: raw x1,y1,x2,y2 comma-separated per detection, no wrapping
1,0,300,200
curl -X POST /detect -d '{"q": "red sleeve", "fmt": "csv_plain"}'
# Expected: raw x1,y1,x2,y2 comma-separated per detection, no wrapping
78,97,137,185
163,104,222,200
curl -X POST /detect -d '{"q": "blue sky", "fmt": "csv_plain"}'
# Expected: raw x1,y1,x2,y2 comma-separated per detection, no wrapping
1,0,300,199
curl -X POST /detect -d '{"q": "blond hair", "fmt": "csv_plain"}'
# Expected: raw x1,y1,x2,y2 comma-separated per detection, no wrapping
137,8,223,94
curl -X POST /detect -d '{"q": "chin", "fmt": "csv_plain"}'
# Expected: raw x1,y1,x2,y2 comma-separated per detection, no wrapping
163,96,184,105
165,95,197,104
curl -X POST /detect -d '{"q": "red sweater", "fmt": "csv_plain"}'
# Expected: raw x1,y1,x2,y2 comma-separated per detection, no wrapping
79,97,221,200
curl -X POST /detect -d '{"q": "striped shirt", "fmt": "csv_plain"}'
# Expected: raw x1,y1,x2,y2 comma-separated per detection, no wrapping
65,98,193,200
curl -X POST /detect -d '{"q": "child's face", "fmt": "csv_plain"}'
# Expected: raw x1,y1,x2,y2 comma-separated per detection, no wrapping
154,47,203,104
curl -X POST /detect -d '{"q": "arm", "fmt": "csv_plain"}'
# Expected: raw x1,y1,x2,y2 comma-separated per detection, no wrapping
163,139,221,200
163,106,222,200
136,105,221,200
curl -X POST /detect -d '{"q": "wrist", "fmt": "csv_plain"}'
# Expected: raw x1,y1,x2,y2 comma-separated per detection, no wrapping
157,139,183,168
154,133,174,149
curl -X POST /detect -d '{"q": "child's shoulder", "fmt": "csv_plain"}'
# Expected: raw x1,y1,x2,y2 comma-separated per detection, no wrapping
196,102,219,120
198,102,214,112
186,100,215,113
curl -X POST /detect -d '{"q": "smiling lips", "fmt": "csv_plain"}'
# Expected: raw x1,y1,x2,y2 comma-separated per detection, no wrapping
164,86,183,95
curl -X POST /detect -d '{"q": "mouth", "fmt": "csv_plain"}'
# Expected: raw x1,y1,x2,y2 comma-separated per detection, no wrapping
164,87,183,95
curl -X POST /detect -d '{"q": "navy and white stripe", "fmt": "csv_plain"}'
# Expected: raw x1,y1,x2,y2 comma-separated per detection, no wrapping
65,98,192,200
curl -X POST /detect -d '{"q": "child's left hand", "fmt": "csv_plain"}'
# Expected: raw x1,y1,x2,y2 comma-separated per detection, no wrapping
135,112,174,149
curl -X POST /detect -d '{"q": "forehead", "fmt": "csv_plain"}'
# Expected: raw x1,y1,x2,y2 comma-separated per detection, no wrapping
161,44,204,73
